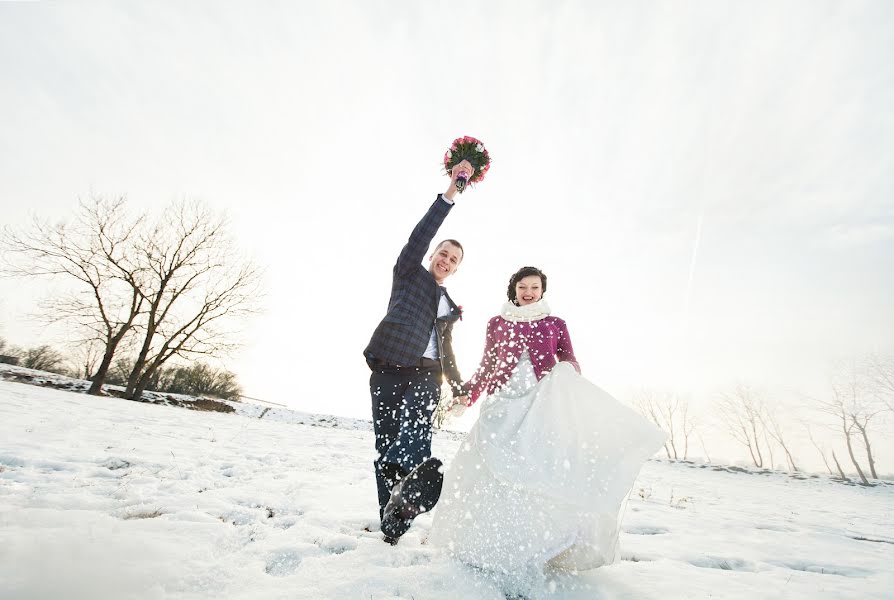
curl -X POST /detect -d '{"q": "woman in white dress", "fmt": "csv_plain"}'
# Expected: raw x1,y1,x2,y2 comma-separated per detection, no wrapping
429,267,666,591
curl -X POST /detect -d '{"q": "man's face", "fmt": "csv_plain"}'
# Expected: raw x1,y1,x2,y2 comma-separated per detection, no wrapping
428,242,463,284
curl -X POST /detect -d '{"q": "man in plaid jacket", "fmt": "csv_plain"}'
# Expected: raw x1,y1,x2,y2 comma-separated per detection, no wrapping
364,160,474,529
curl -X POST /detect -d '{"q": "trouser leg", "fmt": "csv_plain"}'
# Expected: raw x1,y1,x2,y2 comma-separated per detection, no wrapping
370,367,441,521
387,369,440,472
371,370,405,520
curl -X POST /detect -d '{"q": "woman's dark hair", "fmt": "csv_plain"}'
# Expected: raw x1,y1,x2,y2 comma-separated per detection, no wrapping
507,266,547,305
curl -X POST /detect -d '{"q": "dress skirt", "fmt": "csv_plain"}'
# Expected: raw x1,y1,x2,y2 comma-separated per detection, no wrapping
429,353,666,575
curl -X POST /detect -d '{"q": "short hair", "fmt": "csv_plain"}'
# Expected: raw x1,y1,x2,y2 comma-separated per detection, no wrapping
507,266,547,305
435,239,464,261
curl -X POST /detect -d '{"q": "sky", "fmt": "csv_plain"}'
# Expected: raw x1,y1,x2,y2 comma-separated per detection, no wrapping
1,1,893,465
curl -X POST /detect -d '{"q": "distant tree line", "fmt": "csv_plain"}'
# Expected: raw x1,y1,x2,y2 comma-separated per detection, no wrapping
0,338,68,374
1,196,261,402
0,335,242,401
629,353,893,485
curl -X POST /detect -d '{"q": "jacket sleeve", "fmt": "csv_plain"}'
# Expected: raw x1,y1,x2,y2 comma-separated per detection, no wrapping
439,321,464,397
395,195,453,276
555,318,581,373
462,317,500,404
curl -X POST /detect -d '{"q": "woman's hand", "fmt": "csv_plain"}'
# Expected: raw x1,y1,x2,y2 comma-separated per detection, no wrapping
453,394,471,406
447,395,471,418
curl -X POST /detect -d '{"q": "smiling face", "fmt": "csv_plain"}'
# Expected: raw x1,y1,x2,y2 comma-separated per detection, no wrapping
514,275,543,306
428,241,463,284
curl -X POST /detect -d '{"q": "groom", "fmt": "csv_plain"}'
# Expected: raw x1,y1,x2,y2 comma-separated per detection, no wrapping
363,160,473,542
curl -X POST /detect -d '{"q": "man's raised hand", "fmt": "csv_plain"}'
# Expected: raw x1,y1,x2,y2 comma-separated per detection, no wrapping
444,160,475,201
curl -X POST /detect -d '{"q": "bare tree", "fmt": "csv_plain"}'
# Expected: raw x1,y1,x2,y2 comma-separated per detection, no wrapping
763,430,776,469
0,337,14,364
716,387,797,472
66,338,104,380
158,362,242,400
850,413,881,481
864,353,894,412
122,201,261,401
22,345,66,373
830,449,849,481
816,361,884,484
806,425,837,478
695,428,711,463
717,383,767,468
1,197,145,394
633,389,696,460
836,397,869,486
103,356,136,387
760,408,799,472
0,336,20,365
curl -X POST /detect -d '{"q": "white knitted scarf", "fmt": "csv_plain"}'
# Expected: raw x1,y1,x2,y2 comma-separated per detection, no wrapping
500,298,551,322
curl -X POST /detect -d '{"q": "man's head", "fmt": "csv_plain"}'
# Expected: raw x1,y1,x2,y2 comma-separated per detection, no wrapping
428,239,464,284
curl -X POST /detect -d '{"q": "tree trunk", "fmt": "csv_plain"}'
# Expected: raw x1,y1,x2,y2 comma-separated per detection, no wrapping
125,319,157,398
831,450,848,481
125,349,149,398
747,441,761,468
129,364,153,401
806,427,830,475
844,431,870,485
765,434,775,470
88,347,115,395
130,350,168,401
781,445,798,472
131,378,150,402
697,431,711,463
88,327,131,395
857,423,878,479
750,422,764,468
817,451,833,476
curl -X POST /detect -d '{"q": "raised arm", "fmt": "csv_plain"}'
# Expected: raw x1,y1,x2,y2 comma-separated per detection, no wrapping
394,160,474,275
394,198,452,275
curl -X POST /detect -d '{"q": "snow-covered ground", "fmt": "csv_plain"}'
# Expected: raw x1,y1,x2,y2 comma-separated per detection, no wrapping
1,378,892,599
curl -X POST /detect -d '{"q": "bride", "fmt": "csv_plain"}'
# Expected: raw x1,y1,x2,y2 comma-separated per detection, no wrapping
428,266,666,590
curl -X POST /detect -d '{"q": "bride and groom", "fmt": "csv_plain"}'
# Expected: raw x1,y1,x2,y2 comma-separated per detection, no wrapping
363,161,665,584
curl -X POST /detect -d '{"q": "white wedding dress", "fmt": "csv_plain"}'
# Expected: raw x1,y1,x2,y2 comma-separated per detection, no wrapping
429,351,666,581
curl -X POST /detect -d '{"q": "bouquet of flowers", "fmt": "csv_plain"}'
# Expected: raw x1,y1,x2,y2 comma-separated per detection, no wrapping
443,136,491,192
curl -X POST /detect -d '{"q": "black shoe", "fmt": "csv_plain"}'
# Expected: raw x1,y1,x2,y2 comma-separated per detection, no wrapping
380,457,444,543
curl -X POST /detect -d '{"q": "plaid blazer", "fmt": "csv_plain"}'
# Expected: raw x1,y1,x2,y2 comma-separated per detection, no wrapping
364,195,464,395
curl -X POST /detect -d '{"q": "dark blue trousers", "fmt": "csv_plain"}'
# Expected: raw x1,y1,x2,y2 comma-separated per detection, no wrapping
370,365,441,522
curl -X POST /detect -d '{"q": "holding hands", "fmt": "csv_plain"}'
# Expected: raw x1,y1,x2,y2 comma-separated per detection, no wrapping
446,394,472,418
454,394,471,406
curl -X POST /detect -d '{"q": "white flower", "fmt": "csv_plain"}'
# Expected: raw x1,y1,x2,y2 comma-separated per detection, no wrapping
446,149,452,159
476,143,484,152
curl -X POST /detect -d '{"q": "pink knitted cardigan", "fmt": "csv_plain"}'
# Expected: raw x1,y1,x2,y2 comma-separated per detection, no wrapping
463,300,580,404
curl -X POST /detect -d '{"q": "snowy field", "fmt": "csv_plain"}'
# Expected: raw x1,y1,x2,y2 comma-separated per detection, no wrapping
1,378,892,600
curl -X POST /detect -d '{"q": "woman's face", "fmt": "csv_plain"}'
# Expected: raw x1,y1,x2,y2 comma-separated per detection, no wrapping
515,275,543,306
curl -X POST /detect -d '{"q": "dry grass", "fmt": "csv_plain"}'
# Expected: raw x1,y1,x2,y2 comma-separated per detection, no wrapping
121,509,164,520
